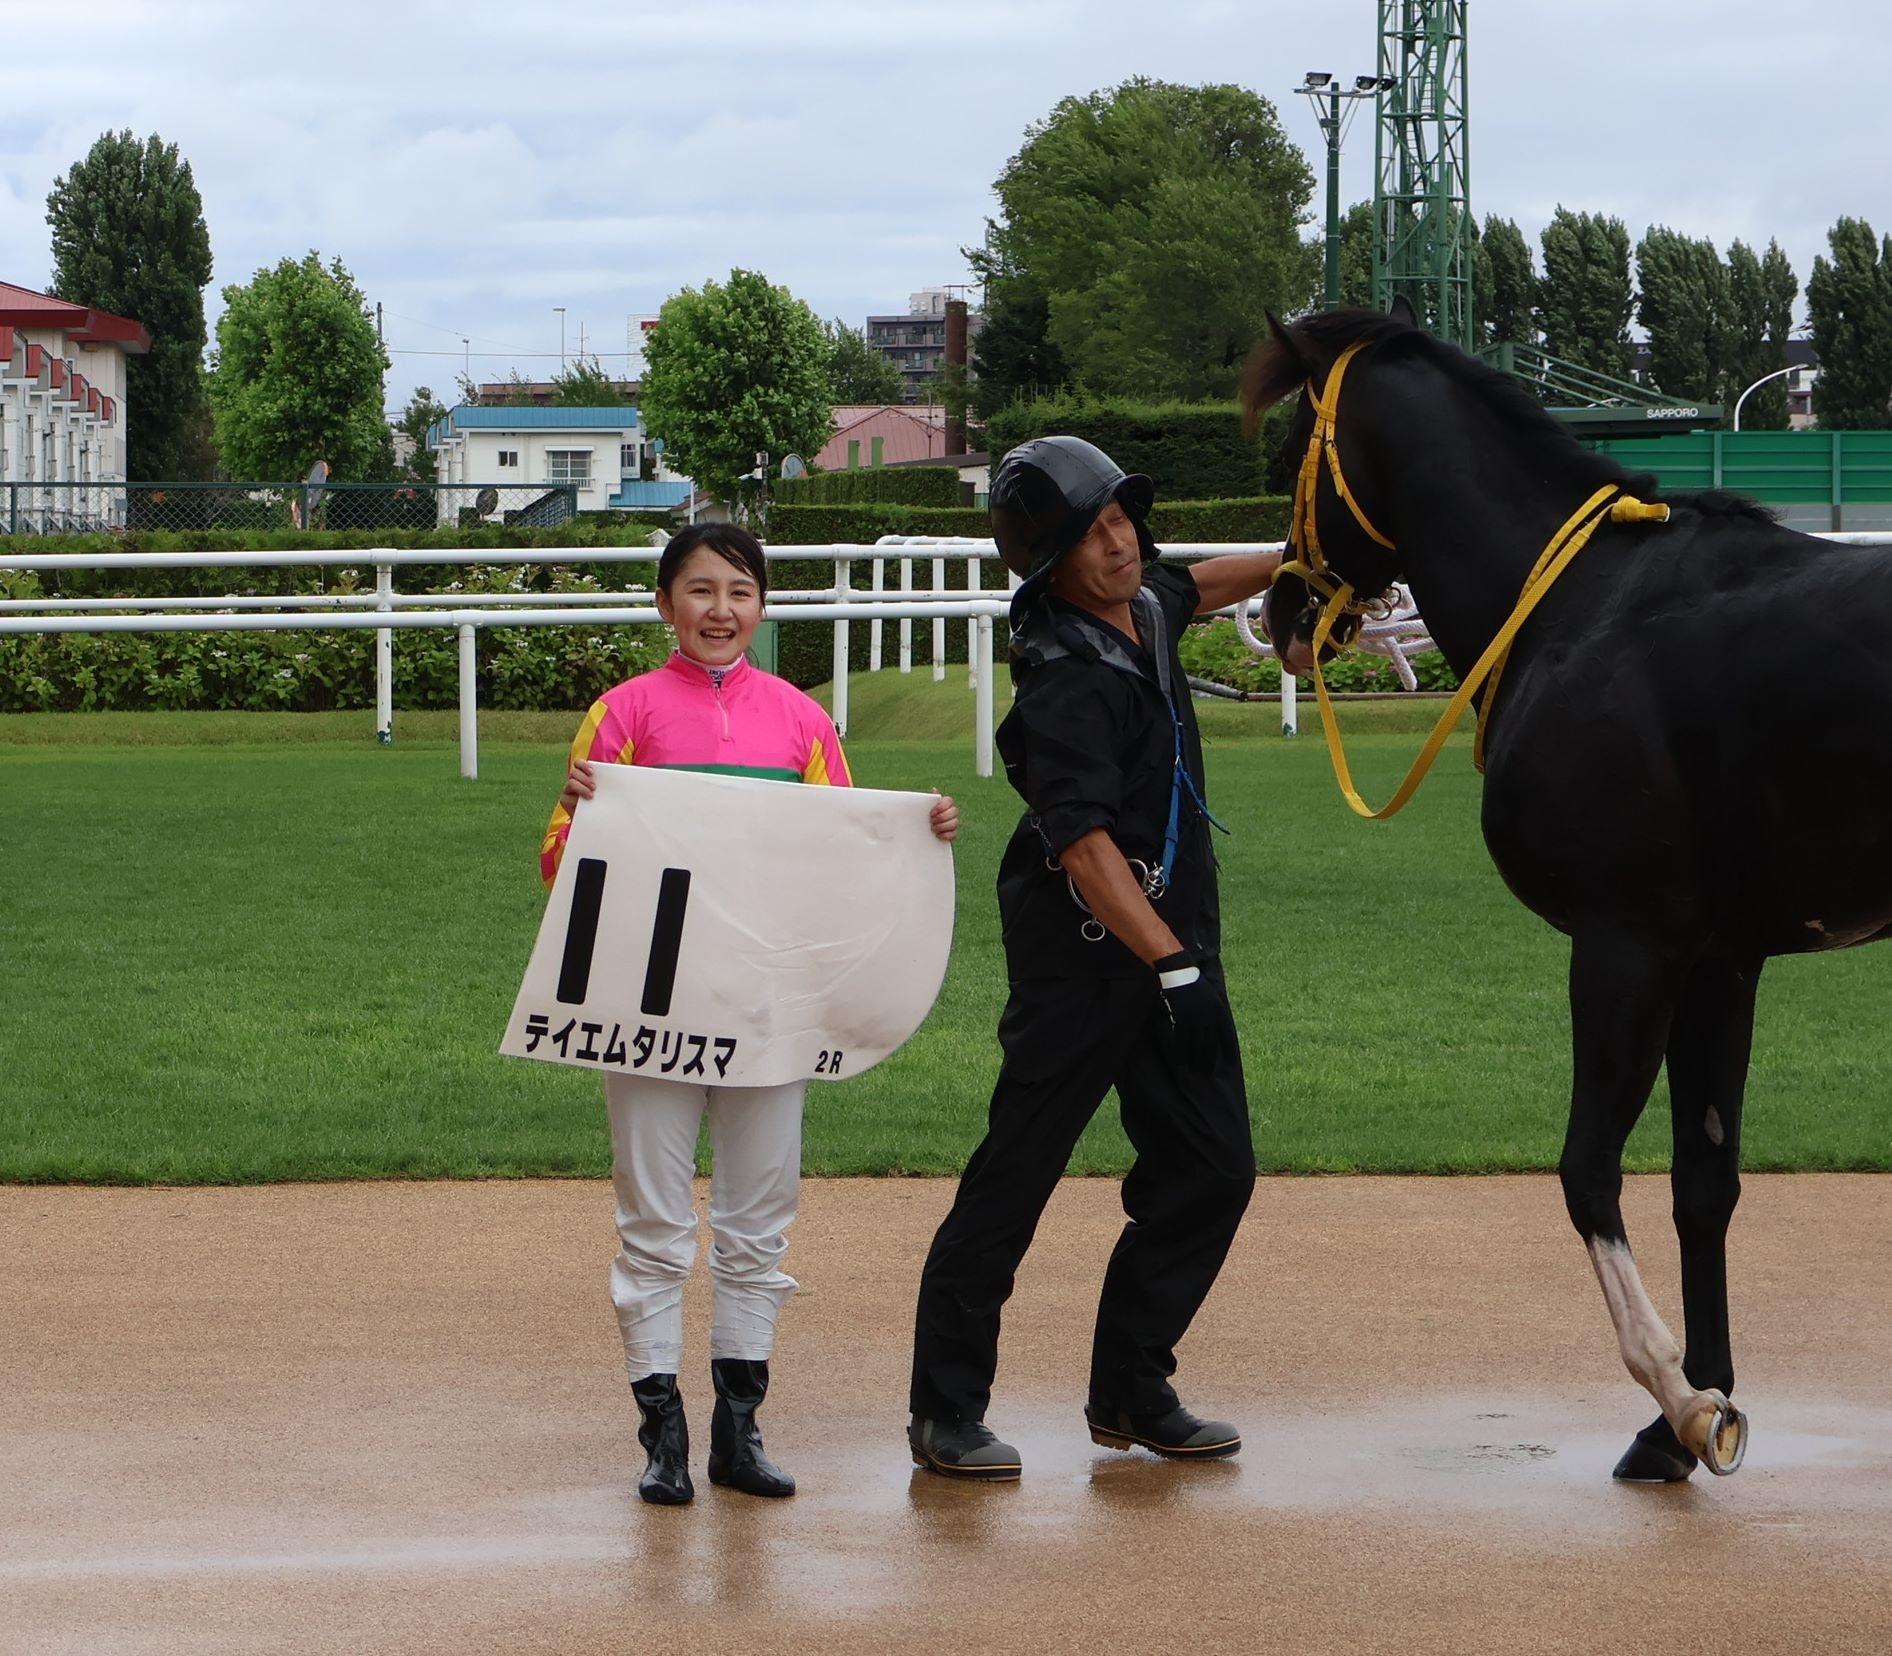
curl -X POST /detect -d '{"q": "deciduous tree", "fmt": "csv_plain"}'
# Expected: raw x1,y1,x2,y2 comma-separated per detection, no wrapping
638,269,832,500
550,356,629,406
209,252,390,480
47,130,214,478
983,78,1318,399
394,385,447,484
821,318,903,404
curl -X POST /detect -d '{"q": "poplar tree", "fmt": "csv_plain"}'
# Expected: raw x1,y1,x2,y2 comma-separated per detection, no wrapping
1475,215,1537,347
1806,218,1892,428
1725,239,1798,429
1535,208,1634,378
1635,227,1732,402
46,130,215,478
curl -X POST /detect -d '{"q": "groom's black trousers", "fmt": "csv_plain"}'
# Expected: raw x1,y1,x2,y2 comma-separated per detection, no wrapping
909,961,1254,1424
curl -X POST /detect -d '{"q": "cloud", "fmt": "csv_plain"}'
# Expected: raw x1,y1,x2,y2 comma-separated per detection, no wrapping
2,0,1887,414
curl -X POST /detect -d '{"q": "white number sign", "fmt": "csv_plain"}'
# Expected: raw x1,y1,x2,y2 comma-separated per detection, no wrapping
500,765,955,1087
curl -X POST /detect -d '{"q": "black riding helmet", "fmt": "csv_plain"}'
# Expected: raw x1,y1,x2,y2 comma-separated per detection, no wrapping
990,436,1156,624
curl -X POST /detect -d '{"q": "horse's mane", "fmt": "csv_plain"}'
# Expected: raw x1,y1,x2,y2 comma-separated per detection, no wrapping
1241,307,1777,526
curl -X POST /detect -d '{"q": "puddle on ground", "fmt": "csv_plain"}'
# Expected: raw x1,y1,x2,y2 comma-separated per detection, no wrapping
5,1392,1889,1603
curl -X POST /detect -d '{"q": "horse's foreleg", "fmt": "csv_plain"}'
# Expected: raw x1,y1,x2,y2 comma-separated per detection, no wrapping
1559,935,1735,1472
1616,955,1759,1480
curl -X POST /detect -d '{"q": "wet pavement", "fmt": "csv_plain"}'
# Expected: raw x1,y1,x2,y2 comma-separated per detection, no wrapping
4,1176,1889,1653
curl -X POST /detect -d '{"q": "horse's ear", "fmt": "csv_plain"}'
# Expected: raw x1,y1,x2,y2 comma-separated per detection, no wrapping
1387,294,1420,328
1241,313,1310,437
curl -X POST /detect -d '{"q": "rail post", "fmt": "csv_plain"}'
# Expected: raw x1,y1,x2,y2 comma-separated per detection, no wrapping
458,623,478,779
966,554,981,690
1282,665,1299,737
932,555,947,682
831,555,851,738
868,555,884,672
899,557,913,673
374,562,394,745
974,614,995,778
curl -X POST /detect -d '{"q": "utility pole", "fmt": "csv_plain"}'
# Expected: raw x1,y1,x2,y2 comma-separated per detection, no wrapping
554,307,566,374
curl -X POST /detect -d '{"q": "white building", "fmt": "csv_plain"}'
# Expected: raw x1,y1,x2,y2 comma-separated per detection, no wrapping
426,404,692,521
0,280,148,531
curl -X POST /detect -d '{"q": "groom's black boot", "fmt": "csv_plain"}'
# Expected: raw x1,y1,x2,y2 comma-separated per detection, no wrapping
632,1373,694,1505
706,1358,796,1498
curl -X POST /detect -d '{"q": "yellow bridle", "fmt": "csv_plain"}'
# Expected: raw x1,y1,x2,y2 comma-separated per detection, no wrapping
1282,340,1671,820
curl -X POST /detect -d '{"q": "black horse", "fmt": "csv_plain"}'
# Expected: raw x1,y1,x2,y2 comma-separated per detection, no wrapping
1243,304,1892,1481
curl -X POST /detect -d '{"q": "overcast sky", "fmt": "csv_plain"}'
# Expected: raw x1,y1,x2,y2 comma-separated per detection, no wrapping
3,0,1888,413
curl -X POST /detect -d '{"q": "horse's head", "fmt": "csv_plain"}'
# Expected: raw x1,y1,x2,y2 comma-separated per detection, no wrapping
1241,306,1416,673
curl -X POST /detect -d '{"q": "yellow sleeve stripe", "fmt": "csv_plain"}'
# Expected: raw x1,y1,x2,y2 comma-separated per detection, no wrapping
568,698,612,766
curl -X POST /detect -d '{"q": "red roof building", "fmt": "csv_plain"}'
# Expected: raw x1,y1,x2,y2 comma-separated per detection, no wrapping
1,281,148,527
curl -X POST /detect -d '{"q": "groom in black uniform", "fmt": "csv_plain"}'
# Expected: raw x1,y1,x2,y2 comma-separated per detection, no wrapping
908,437,1283,1480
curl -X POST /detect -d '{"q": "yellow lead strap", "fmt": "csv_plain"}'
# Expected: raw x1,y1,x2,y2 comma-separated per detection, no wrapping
1308,485,1665,820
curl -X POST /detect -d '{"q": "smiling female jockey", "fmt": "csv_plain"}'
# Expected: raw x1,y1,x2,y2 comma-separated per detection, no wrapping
545,522,959,1506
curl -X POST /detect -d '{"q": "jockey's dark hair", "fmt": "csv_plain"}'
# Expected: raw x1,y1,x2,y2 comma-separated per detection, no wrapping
657,522,769,595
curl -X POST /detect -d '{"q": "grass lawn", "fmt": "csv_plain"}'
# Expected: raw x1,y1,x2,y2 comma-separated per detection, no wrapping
2,677,1887,1182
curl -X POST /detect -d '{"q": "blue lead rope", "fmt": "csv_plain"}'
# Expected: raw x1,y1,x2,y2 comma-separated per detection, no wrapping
1159,702,1229,888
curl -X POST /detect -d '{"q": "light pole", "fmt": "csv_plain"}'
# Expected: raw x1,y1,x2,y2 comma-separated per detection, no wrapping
462,338,470,384
1732,362,1799,431
554,307,567,375
1296,71,1395,308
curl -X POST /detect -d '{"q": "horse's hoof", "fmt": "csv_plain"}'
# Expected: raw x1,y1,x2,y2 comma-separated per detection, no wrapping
1612,1414,1697,1483
1700,1400,1748,1476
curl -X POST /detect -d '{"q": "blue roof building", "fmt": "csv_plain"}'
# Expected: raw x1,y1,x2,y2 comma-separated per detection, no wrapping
427,404,693,517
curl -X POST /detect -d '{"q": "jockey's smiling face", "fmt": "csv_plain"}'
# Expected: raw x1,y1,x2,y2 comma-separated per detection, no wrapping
656,545,764,667
1049,499,1144,617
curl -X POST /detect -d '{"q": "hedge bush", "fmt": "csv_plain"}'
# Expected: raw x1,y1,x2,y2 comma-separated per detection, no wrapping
775,466,962,507
985,395,1272,500
1179,616,1459,694
0,566,664,715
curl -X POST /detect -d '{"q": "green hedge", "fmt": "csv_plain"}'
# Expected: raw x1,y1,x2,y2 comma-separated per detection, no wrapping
0,566,664,714
775,466,962,506
986,394,1270,500
1179,616,1459,694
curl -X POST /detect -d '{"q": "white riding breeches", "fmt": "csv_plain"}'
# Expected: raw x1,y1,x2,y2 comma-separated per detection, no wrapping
603,1070,806,1383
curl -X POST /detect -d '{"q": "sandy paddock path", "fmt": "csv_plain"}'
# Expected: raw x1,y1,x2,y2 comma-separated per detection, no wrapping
3,1175,1889,1655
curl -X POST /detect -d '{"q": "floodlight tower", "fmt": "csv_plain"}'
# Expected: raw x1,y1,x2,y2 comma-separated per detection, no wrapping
1372,0,1472,349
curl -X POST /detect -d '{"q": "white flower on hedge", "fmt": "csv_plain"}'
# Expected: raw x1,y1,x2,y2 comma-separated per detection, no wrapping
277,668,295,680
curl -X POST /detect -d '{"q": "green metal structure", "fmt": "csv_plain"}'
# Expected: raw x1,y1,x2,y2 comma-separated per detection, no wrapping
1364,3,1719,434
1372,0,1472,350
1589,430,1892,530
1481,342,1725,438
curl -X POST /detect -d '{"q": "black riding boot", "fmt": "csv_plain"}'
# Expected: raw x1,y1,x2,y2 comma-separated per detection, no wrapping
707,1358,796,1498
631,1373,693,1506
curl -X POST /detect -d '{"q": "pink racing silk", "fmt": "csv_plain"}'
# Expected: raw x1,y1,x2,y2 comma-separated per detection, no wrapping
539,651,853,885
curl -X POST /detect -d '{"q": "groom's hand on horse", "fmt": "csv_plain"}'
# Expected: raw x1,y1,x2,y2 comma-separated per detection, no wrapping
1154,950,1237,1075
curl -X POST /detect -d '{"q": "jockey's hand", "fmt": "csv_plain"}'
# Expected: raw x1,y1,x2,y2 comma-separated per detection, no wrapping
929,790,960,843
558,759,597,816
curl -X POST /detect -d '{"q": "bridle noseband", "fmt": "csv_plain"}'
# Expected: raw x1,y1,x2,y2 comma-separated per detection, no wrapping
1276,338,1399,635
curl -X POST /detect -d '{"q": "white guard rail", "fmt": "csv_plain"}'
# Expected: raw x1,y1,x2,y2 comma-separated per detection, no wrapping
12,532,1881,769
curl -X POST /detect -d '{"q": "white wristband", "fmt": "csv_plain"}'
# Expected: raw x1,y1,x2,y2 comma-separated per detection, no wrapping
1157,964,1201,991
